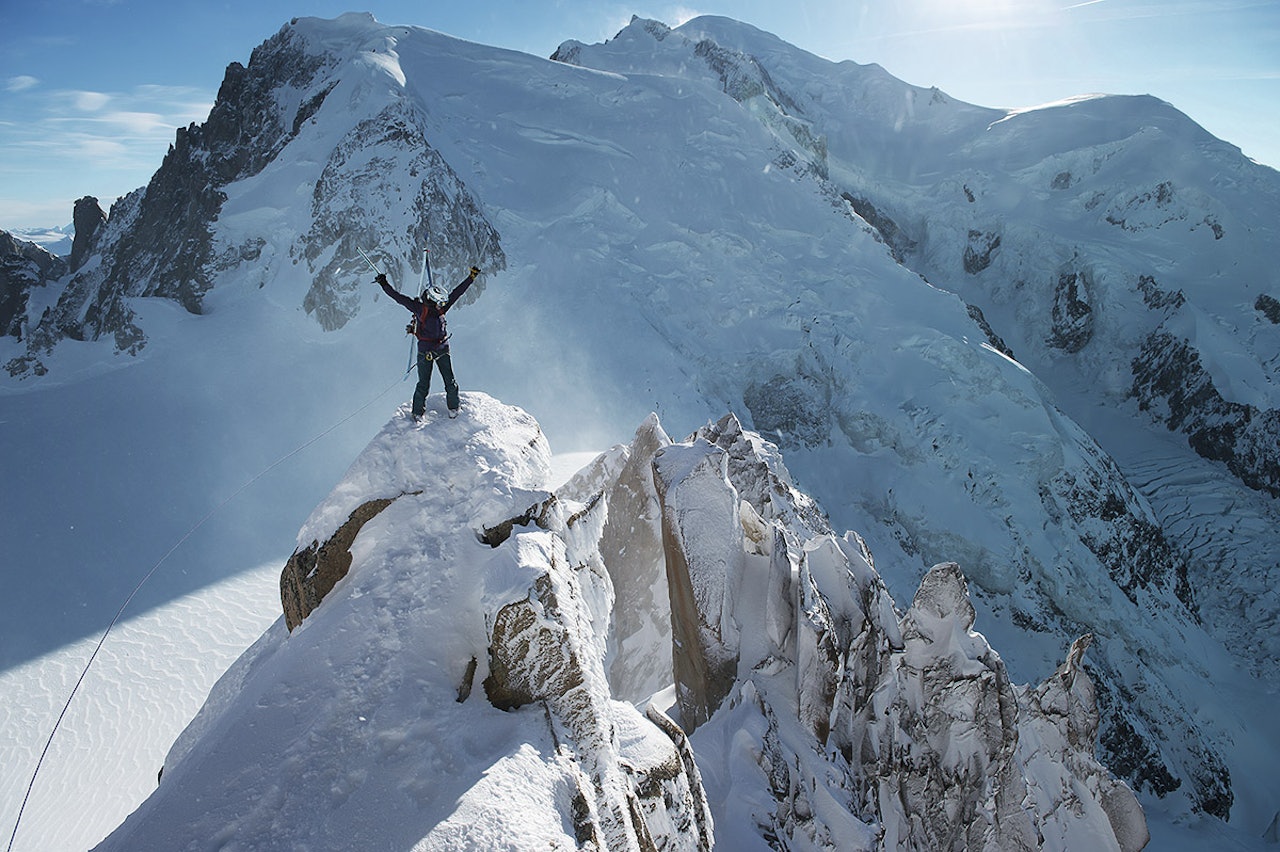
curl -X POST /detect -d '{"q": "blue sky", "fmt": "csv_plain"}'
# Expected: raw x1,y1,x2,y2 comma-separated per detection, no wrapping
2,0,1277,230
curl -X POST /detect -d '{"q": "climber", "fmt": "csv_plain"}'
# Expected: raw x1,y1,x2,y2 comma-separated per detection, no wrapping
375,264,480,421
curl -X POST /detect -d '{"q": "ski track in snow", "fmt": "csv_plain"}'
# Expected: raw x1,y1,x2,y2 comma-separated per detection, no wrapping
1,565,280,852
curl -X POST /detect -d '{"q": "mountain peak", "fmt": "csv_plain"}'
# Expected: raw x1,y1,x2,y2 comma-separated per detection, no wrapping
95,394,1146,850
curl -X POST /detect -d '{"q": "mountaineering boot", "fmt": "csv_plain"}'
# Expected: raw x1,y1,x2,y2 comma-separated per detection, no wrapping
448,408,459,419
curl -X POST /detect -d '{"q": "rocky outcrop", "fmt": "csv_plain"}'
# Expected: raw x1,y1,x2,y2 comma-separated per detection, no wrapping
482,527,712,851
1019,635,1151,852
963,228,1001,274
0,230,65,343
271,395,712,851
842,193,917,262
1131,330,1280,499
297,99,506,331
1257,294,1280,324
6,16,507,375
875,562,1038,851
280,495,402,631
68,196,107,273
652,441,744,732
585,410,1146,850
1048,269,1095,353
562,415,673,702
6,25,333,377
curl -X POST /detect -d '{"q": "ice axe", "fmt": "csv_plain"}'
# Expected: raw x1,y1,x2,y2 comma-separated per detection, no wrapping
357,246,383,276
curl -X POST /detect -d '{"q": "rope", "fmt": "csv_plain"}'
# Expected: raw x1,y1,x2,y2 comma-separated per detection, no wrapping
6,374,406,852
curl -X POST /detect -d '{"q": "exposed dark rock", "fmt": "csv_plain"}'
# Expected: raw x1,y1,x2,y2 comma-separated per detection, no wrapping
1048,270,1095,352
68,196,107,273
1051,171,1073,190
479,493,558,547
1256,293,1280,324
1137,274,1185,312
966,303,1015,359
841,193,917,262
743,373,831,448
1106,181,1178,231
0,231,65,342
456,656,478,702
1131,331,1280,498
280,494,405,631
484,572,576,710
1042,453,1194,611
963,229,1001,274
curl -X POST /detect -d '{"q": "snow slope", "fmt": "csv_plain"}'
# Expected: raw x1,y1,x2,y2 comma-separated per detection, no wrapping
0,565,279,851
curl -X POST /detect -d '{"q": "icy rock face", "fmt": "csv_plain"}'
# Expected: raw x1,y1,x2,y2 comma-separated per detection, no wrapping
604,413,1146,851
652,439,744,731
871,562,1038,852
99,393,711,851
5,14,505,374
1131,330,1280,499
0,230,65,345
1018,635,1151,852
559,414,675,703
296,97,506,331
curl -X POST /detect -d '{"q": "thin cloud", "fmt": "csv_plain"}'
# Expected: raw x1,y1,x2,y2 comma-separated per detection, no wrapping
6,75,39,92
72,90,113,111
1,82,216,183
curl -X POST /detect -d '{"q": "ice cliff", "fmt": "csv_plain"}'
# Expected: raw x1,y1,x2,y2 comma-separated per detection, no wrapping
96,394,1145,850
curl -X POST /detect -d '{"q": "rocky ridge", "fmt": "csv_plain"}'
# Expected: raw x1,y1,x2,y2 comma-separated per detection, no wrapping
99,395,1146,850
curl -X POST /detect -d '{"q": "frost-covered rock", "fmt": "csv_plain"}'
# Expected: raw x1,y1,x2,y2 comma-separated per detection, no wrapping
95,393,711,851
1019,634,1150,852
560,414,674,704
0,230,65,344
577,410,1144,851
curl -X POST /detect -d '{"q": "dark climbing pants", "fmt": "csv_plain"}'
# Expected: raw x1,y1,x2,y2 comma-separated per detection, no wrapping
414,350,459,416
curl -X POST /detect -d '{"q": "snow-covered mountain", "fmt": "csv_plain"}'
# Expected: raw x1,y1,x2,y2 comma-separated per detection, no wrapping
3,11,1278,850
94,394,1143,851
